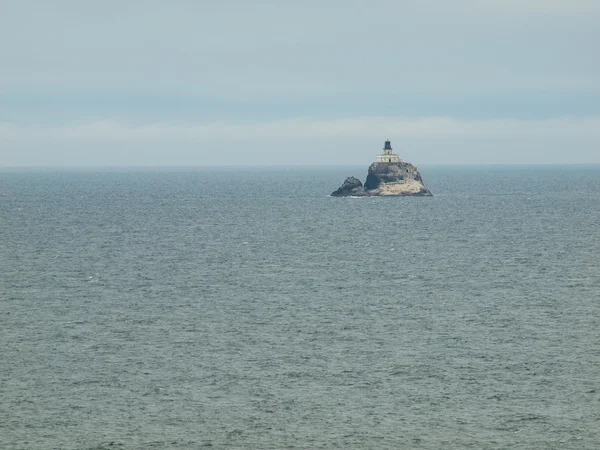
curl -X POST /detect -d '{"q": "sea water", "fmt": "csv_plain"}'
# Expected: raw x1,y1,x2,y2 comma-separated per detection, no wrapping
1,166,599,449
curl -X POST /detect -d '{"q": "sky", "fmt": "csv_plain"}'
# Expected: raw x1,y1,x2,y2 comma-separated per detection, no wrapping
1,0,599,166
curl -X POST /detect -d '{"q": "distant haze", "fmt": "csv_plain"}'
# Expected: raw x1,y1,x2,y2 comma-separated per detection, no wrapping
1,0,599,166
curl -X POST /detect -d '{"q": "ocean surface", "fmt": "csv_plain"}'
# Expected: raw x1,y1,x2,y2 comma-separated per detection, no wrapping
1,165,599,449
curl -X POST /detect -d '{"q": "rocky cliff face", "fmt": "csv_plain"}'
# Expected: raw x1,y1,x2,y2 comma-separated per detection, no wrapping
331,161,432,197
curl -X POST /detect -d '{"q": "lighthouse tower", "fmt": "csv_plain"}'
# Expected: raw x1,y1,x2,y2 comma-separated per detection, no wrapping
375,139,401,163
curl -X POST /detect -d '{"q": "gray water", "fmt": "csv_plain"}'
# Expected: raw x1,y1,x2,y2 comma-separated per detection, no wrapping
1,166,599,449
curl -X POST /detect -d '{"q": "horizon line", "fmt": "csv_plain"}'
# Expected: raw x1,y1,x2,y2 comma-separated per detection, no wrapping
1,162,599,171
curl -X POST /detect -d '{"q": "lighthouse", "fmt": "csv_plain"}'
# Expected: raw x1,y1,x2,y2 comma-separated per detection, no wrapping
375,139,401,163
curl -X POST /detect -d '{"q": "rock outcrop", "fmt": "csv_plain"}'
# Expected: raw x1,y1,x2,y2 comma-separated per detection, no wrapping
330,176,366,197
331,161,432,197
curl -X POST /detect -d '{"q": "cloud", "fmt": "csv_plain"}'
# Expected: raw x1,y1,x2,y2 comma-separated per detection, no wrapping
2,115,599,166
428,0,600,14
2,116,600,142
459,0,600,13
0,2,599,166
1,0,598,99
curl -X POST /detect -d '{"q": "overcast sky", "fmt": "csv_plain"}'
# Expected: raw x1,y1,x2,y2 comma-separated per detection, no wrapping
1,0,599,166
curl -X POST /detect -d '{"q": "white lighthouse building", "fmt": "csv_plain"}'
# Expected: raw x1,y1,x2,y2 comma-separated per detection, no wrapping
375,139,401,163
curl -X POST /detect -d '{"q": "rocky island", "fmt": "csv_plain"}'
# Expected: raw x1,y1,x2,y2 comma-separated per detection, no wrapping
331,140,432,197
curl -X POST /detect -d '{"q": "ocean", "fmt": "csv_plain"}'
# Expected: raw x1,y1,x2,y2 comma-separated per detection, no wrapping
1,165,599,449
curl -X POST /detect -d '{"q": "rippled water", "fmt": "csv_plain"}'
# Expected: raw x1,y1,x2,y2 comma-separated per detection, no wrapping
1,166,599,449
